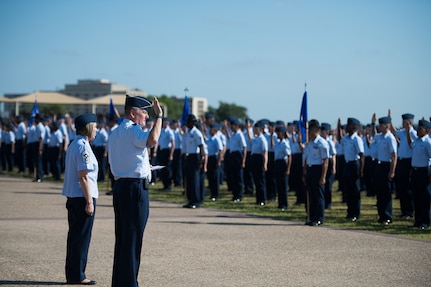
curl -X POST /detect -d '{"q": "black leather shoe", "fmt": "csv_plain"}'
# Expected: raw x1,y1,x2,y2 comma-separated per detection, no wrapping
67,279,97,285
182,203,197,209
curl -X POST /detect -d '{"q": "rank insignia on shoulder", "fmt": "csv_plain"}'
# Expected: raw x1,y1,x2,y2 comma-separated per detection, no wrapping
82,151,90,164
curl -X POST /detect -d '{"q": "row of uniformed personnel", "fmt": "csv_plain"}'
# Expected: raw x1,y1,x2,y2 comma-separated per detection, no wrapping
160,112,431,229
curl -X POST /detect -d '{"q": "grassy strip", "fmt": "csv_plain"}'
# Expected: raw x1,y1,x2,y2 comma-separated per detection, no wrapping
3,169,429,240
146,180,431,241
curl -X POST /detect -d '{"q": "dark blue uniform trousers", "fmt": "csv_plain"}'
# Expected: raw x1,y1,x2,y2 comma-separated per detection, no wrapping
395,158,414,217
274,159,289,209
65,197,96,283
207,155,221,199
185,154,200,205
229,151,244,201
306,165,325,223
158,148,172,189
112,178,149,287
345,160,361,218
251,154,266,204
376,162,393,221
411,167,430,227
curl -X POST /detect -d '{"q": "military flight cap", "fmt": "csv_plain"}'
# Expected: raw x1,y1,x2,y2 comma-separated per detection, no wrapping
321,123,331,131
418,119,431,129
125,95,152,111
378,116,392,124
75,113,97,132
402,113,414,120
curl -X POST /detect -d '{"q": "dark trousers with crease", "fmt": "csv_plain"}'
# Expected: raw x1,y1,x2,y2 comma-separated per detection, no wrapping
345,160,361,218
376,162,393,221
274,159,289,208
306,165,325,223
396,158,414,217
65,197,96,283
112,179,149,287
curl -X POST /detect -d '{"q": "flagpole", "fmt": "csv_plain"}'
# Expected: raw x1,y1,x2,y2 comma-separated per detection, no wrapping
303,82,310,223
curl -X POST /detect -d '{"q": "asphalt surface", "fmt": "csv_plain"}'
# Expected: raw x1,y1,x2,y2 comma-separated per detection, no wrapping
1,174,430,287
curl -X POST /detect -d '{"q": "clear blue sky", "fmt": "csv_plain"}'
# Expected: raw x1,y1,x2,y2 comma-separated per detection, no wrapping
1,0,430,126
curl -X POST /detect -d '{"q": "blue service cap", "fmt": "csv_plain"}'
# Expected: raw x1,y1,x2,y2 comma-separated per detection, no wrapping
245,118,254,124
209,122,221,129
75,113,97,132
275,126,287,133
171,119,178,124
230,118,240,125
402,113,414,120
125,95,152,111
321,123,331,131
347,117,360,126
162,117,171,122
254,122,265,129
308,119,320,129
205,113,215,119
258,119,270,126
186,114,197,122
418,119,431,129
378,116,392,124
287,122,294,126
275,120,285,126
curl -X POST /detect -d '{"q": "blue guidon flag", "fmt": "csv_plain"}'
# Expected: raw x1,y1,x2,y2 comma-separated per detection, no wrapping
180,95,190,127
298,90,308,143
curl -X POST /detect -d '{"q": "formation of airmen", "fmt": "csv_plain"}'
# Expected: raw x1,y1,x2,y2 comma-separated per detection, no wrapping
1,109,431,229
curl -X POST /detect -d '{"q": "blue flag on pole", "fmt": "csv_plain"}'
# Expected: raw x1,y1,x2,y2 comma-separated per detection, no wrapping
180,95,190,126
298,91,308,143
109,95,122,123
109,96,116,116
29,99,39,125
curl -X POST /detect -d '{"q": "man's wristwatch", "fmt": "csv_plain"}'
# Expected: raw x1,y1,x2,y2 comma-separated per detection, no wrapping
155,113,163,119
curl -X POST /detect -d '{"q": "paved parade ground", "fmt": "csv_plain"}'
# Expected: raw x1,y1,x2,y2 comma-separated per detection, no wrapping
1,174,430,287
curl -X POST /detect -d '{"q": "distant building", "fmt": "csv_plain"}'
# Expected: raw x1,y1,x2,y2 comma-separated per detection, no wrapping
62,79,147,115
1,79,208,119
170,96,208,119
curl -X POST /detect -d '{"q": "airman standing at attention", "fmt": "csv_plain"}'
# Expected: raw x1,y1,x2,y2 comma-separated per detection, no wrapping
408,119,431,229
373,116,397,225
303,119,329,226
320,123,336,210
342,118,364,221
392,113,417,219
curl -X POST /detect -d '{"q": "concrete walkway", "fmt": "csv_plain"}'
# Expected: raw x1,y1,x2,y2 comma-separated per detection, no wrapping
0,174,430,286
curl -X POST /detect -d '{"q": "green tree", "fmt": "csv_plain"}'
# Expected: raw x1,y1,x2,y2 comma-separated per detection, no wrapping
208,101,248,122
148,94,183,119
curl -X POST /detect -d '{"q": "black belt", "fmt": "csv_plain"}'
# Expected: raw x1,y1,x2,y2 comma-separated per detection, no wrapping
377,161,390,165
412,166,428,171
117,177,150,189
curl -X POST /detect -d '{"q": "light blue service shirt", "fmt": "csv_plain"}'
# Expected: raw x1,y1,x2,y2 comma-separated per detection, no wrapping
15,122,27,140
206,134,223,157
411,135,431,168
62,135,99,198
274,138,291,160
342,132,364,161
396,127,417,159
182,126,205,154
48,130,64,147
229,130,247,153
305,135,330,166
251,134,268,155
158,127,175,149
92,128,108,147
375,132,397,162
108,119,152,180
